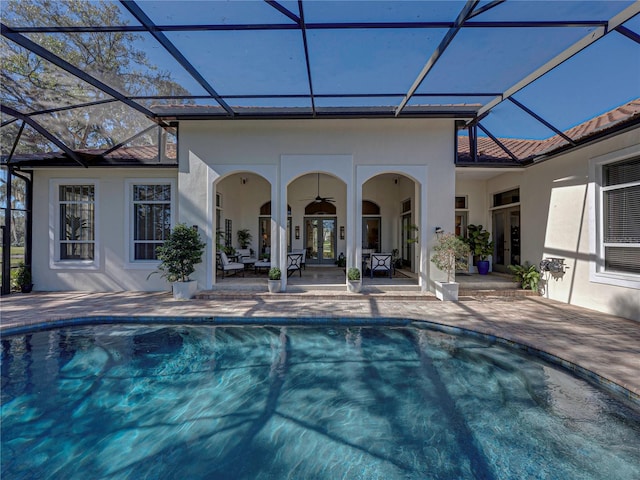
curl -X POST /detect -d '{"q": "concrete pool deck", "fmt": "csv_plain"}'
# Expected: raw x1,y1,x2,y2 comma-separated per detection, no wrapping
1,291,638,403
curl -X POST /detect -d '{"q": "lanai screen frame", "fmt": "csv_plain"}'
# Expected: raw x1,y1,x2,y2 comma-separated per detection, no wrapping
1,0,639,294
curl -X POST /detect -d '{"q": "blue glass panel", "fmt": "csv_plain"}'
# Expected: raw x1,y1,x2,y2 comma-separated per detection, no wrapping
224,97,312,108
1,0,139,27
303,1,466,23
621,14,640,32
308,28,446,94
30,103,157,149
514,33,640,134
1,39,119,114
166,30,309,96
416,26,597,93
22,32,208,97
473,0,635,22
315,96,401,108
480,100,557,140
139,0,293,25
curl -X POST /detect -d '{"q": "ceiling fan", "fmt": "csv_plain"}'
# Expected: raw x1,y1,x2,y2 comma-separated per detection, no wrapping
304,173,335,203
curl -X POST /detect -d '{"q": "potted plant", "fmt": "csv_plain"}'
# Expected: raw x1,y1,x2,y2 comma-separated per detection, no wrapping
267,267,281,293
12,262,33,293
237,228,253,250
347,267,362,293
148,224,206,300
508,262,541,292
431,233,471,301
465,224,494,275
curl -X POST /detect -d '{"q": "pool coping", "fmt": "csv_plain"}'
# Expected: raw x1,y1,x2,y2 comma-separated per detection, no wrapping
3,314,638,408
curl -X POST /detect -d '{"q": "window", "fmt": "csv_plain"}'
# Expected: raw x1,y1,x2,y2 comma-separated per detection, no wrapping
493,188,520,207
132,184,172,261
455,196,468,237
602,157,640,275
51,180,97,267
590,150,640,288
126,179,174,264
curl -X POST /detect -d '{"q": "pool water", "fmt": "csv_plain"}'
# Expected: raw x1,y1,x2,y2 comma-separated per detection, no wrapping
2,323,639,479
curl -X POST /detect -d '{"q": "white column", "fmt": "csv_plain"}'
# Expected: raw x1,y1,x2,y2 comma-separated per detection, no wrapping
418,177,429,292
275,167,286,290
351,167,361,278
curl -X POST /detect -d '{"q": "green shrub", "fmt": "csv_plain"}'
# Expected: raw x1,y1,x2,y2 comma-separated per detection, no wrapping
508,262,541,291
11,262,32,290
150,224,205,283
431,233,471,283
268,267,281,280
347,267,361,281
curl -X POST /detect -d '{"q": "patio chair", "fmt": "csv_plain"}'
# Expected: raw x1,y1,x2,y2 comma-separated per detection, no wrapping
292,249,306,270
236,248,256,269
370,253,393,278
287,253,303,277
217,251,245,278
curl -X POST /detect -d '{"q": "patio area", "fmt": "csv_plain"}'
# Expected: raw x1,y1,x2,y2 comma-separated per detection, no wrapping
1,289,638,405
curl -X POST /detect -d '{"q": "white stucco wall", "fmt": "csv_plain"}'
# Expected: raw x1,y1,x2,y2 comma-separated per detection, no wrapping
482,129,640,321
30,118,457,293
179,118,456,290
32,168,178,292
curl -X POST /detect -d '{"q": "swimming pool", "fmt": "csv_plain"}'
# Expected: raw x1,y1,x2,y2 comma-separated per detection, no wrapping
2,321,639,479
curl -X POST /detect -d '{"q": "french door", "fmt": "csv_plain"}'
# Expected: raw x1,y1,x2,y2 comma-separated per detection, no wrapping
492,206,520,273
305,217,336,265
401,213,412,267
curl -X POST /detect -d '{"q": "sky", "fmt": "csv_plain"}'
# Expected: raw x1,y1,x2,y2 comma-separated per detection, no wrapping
134,0,640,140
4,0,640,142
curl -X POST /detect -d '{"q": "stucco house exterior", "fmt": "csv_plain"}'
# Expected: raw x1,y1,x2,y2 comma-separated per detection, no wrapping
8,98,638,321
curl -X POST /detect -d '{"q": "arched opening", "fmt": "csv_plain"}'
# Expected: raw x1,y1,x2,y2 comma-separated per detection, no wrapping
258,201,291,258
362,173,417,270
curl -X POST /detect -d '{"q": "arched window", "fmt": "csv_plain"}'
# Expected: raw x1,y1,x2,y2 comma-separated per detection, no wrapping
362,200,380,215
259,201,291,216
305,201,336,215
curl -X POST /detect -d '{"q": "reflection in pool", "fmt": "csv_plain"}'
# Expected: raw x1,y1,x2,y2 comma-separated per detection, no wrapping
2,323,639,479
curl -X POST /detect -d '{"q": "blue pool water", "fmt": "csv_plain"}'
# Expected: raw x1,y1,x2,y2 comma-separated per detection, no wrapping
2,322,639,479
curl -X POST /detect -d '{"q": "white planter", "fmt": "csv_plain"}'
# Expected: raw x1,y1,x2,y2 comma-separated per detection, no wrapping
267,279,281,293
435,281,459,301
172,280,198,300
347,280,362,293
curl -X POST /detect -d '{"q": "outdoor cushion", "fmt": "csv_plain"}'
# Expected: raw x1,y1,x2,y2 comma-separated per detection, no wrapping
218,251,245,278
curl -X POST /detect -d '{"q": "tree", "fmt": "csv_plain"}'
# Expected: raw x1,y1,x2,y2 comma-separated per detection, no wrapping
1,0,190,154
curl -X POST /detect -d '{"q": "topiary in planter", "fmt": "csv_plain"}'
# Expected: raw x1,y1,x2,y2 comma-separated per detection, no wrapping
149,224,206,283
431,233,471,283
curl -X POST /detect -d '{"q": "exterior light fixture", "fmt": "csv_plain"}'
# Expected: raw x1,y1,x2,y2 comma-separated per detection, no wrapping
435,226,444,237
340,226,345,239
295,225,300,239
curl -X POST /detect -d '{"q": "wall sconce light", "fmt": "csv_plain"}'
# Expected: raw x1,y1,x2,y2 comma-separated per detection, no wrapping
240,177,247,185
340,226,345,240
295,225,300,239
435,226,444,237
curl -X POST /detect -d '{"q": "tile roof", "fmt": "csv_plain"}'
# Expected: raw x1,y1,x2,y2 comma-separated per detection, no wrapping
3,99,638,168
457,98,640,165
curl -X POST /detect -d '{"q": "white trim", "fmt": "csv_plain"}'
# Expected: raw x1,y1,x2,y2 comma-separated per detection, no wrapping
123,178,176,269
49,179,99,270
589,145,640,289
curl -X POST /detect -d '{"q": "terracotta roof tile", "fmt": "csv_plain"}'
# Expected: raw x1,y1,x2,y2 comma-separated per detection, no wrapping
458,98,640,164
